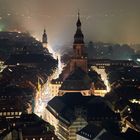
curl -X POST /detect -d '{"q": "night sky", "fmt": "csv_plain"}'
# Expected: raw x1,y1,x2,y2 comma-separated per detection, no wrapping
0,0,140,50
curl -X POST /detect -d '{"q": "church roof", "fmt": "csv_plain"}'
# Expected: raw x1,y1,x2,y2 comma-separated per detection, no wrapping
60,80,91,90
60,68,92,90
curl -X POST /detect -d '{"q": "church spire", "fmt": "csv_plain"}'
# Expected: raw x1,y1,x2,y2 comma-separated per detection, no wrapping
74,12,84,44
73,12,85,58
77,11,81,27
42,29,47,44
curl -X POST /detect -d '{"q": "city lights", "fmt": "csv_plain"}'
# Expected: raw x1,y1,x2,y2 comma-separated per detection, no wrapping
0,1,140,139
34,44,63,118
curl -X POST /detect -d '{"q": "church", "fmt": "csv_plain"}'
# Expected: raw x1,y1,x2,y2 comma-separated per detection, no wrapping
49,12,107,97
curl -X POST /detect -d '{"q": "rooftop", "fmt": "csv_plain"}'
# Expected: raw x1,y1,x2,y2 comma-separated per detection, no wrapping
47,92,117,124
60,68,92,90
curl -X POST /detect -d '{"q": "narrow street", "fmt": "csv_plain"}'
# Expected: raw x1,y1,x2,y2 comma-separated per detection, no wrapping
34,54,63,119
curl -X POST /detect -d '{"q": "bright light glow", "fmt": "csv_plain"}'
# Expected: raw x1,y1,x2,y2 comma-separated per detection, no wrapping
0,62,6,72
55,53,64,79
130,99,140,104
47,44,57,59
92,66,111,93
137,58,140,62
8,68,12,72
34,44,63,118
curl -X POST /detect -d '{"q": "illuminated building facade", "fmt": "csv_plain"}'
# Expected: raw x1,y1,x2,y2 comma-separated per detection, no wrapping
49,79,62,96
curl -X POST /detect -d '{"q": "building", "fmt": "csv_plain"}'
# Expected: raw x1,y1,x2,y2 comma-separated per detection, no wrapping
57,12,88,81
88,59,138,69
15,113,58,140
50,67,106,97
59,68,94,96
0,113,59,140
0,117,11,139
106,66,140,89
70,12,87,73
77,124,104,140
46,93,88,140
77,124,123,140
46,93,118,140
49,79,62,96
49,12,107,97
0,85,34,119
4,53,53,68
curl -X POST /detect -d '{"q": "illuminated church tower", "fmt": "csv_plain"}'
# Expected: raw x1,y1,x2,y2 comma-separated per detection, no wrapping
42,29,48,48
70,12,87,72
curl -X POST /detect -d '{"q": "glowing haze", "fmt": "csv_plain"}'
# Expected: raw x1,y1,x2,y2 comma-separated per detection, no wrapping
0,0,140,51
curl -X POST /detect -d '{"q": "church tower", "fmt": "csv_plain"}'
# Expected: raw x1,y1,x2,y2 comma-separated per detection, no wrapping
70,12,87,72
53,12,88,81
42,29,48,48
73,12,86,58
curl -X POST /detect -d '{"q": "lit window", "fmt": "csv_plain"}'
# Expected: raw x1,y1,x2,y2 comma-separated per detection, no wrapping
7,112,10,115
40,138,43,140
11,112,14,115
15,112,18,115
3,112,6,116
